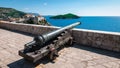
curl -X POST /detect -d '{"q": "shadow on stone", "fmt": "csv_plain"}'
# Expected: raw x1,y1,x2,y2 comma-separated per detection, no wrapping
7,56,55,68
7,59,35,68
73,44,120,59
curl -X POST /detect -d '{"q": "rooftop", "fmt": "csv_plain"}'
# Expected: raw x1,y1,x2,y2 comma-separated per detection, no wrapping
0,28,120,68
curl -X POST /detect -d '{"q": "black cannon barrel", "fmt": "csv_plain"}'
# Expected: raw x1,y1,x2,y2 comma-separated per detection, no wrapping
34,22,80,45
43,22,80,42
25,22,81,49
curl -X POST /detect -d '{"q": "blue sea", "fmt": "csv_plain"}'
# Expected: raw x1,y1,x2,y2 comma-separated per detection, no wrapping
44,16,120,32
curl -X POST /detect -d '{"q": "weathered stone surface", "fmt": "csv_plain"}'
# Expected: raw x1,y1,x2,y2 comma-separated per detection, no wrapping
0,28,120,68
103,62,120,68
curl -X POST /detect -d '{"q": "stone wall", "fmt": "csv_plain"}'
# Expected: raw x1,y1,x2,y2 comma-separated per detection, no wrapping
73,29,120,52
0,22,120,52
0,22,58,35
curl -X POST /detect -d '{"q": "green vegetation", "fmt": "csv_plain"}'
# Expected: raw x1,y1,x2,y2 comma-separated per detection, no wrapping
24,18,50,26
0,7,50,26
0,7,26,18
50,13,80,19
38,20,51,26
26,18,34,24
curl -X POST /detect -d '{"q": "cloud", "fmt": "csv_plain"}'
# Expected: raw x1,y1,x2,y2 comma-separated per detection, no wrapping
24,8,29,11
25,8,29,10
43,3,47,6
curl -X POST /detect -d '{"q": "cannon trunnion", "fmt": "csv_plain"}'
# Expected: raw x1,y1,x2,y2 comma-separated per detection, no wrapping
19,22,80,62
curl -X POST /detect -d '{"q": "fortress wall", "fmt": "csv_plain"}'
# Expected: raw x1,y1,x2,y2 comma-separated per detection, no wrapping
0,22,58,35
0,22,120,52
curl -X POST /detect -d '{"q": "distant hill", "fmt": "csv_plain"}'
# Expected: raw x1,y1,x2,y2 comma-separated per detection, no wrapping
0,7,26,18
27,13,40,16
50,13,80,19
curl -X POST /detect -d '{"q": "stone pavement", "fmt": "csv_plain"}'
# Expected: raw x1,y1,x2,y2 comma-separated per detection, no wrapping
0,28,120,68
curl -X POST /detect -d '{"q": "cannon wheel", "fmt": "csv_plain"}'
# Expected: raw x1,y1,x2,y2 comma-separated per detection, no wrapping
48,48,59,60
66,37,73,46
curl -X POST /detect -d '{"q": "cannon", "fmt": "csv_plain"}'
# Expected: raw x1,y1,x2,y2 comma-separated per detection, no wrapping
19,22,80,62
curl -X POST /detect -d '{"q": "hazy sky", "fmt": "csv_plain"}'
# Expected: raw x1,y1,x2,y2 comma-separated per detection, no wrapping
0,0,120,16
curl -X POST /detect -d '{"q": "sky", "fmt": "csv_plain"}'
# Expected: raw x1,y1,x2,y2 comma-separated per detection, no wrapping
0,0,120,16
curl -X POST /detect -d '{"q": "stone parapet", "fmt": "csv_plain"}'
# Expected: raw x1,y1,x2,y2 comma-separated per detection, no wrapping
0,22,120,52
0,22,57,35
73,29,120,52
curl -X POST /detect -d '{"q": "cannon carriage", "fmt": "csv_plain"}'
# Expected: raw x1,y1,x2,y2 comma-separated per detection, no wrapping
19,22,80,62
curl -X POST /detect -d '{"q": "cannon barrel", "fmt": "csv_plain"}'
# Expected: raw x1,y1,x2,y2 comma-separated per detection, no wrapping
43,22,80,42
35,22,80,45
25,22,80,50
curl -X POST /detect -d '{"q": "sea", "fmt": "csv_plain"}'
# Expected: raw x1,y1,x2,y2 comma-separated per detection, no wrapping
44,16,120,32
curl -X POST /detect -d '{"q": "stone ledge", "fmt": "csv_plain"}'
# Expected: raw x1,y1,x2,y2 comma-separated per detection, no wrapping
73,28,120,36
0,22,120,52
